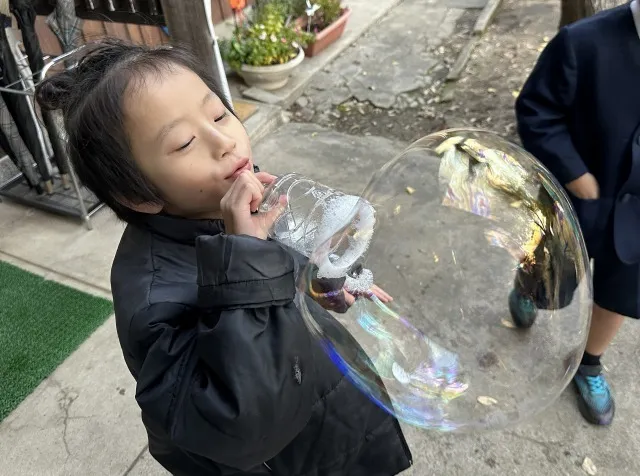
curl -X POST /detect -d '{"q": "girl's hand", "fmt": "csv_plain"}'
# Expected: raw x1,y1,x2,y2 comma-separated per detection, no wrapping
311,282,393,314
221,170,281,239
344,285,393,307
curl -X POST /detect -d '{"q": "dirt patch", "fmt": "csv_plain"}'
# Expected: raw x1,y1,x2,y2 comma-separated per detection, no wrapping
436,0,559,143
290,0,560,145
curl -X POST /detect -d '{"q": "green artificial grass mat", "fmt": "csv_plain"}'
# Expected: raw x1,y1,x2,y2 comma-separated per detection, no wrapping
0,260,113,422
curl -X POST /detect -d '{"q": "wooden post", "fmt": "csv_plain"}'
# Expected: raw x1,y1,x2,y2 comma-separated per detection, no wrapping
159,0,232,104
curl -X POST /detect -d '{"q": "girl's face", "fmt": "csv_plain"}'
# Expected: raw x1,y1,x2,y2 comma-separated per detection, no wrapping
124,66,253,219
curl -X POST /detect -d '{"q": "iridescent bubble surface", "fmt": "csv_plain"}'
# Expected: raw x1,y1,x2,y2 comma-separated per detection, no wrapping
261,129,592,432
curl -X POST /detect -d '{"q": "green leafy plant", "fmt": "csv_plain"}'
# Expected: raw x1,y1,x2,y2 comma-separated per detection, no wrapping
293,0,344,32
253,0,299,22
221,2,312,69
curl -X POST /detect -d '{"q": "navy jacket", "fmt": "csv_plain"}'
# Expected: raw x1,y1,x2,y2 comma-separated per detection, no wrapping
111,214,412,476
516,3,640,263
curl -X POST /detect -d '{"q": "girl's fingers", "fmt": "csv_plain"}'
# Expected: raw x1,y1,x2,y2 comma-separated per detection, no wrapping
244,169,266,192
246,172,269,212
370,285,393,302
258,198,286,230
249,186,263,212
227,171,263,212
340,285,393,304
255,171,277,185
344,290,356,307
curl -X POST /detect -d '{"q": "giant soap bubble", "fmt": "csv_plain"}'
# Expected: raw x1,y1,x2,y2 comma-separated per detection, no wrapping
260,129,592,432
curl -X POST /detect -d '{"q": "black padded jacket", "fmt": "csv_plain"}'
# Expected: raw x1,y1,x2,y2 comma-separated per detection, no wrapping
110,213,413,476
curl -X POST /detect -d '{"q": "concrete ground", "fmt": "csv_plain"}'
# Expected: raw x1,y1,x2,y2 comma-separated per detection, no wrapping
1,1,639,476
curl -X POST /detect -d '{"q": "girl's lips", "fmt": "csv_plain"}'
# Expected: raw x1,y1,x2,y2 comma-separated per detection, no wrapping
227,158,251,179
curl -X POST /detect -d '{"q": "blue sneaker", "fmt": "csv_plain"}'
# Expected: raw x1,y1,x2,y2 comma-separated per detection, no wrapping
508,289,537,328
573,364,615,425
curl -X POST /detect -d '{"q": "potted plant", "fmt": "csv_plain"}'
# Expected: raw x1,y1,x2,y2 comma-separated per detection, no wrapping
221,2,313,90
294,0,352,57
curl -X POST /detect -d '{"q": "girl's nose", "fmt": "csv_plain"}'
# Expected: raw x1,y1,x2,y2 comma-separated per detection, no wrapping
205,123,236,159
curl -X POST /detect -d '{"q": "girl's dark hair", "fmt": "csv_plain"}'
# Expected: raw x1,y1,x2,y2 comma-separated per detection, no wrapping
35,38,235,223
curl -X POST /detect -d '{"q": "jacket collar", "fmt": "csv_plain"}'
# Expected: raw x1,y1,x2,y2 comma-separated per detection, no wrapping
137,213,225,245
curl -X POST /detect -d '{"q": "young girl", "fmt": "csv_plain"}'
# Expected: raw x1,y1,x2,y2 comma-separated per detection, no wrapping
36,40,412,475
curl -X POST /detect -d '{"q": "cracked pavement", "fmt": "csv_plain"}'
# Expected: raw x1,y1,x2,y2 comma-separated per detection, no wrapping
290,0,469,142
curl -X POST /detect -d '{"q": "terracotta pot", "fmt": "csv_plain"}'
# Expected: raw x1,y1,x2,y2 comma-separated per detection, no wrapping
297,7,352,57
238,48,305,90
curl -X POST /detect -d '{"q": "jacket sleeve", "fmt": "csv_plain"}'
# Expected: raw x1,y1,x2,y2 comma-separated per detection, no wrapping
515,27,588,185
130,234,316,472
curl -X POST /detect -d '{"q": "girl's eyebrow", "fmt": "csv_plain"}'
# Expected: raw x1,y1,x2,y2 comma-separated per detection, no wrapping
156,92,216,143
202,91,215,106
157,117,184,144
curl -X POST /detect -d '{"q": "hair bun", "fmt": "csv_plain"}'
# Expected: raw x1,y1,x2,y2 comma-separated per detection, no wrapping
35,73,76,111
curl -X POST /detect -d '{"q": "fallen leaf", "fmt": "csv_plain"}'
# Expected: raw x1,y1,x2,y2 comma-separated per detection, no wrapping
406,186,415,195
433,253,439,263
311,132,318,137
487,87,496,93
477,396,498,406
501,318,516,329
362,71,367,76
510,201,522,208
582,457,597,475
511,90,520,98
543,36,550,42
394,205,401,215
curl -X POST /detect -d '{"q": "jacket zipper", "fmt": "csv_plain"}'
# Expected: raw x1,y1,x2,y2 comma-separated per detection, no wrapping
264,462,273,473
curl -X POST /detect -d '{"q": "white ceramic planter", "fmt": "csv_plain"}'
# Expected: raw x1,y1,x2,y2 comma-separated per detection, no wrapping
238,48,305,91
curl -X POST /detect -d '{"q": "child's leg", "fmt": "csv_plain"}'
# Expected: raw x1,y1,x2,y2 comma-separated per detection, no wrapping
584,304,625,356
573,250,638,426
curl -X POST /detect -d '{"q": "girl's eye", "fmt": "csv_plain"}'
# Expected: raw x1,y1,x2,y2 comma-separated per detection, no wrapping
176,137,194,152
215,111,229,122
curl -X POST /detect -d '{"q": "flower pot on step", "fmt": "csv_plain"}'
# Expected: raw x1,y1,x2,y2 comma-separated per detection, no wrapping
296,7,352,57
238,48,305,91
